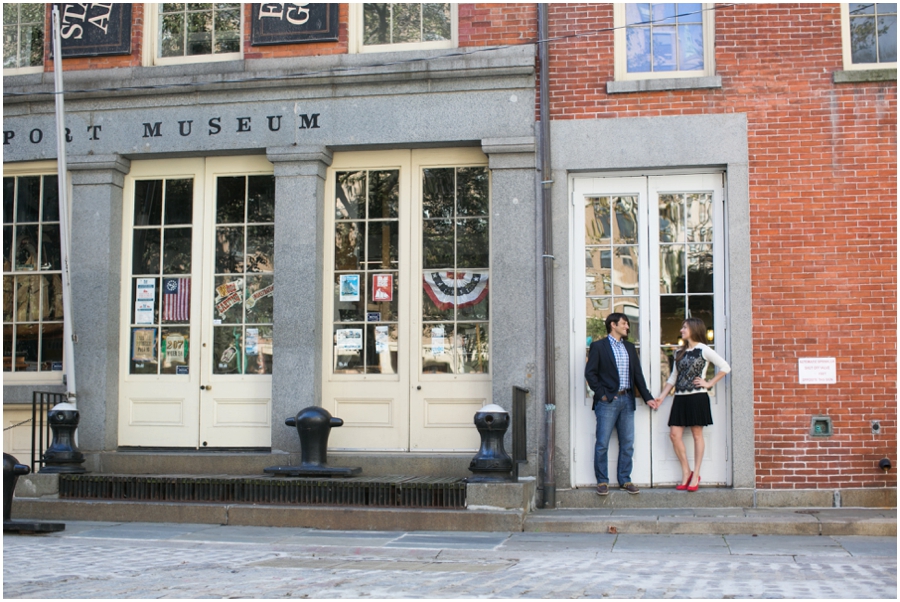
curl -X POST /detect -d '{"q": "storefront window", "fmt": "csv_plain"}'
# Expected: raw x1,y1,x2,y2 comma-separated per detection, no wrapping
3,175,64,375
158,3,241,59
2,3,44,70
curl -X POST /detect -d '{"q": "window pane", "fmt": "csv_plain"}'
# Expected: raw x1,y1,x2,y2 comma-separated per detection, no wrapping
850,15,877,63
217,176,245,224
678,24,704,70
3,276,13,321
660,295,685,346
160,326,190,374
457,167,489,217
659,194,685,242
133,229,161,275
626,3,650,25
613,246,639,295
423,323,454,373
3,177,14,223
423,219,453,269
134,180,163,226
41,176,59,222
878,15,897,62
457,274,489,320
363,3,391,45
2,226,10,272
456,218,489,268
164,179,193,225
423,168,455,219
659,245,685,294
246,325,273,375
215,226,244,273
423,272,455,321
247,176,275,223
40,224,61,271
213,325,244,374
245,274,274,324
365,323,397,374
214,275,244,324
613,196,639,244
246,225,274,272
458,323,488,373
335,222,365,271
392,3,421,43
369,271,398,321
16,323,38,371
615,297,641,345
585,196,612,245
131,327,159,374
686,193,713,242
627,26,651,72
678,3,703,24
652,26,677,71
333,325,364,374
334,273,366,322
163,227,192,274
336,171,366,220
423,3,451,41
586,297,611,344
366,221,398,270
14,224,38,270
16,176,40,222
160,13,186,57
586,249,612,296
368,170,399,220
132,277,160,325
687,244,713,293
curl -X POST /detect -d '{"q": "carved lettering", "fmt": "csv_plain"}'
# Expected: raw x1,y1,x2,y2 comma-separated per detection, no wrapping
29,129,43,144
3,131,14,145
208,117,222,135
142,122,162,138
65,128,73,142
87,125,101,140
298,113,320,129
237,117,252,132
267,115,282,132
178,120,193,137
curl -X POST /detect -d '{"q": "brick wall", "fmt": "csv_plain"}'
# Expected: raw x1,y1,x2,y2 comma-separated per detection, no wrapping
546,3,897,489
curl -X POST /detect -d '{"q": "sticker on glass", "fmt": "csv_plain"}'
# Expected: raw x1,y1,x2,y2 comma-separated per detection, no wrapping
165,333,186,364
136,278,156,300
134,300,155,325
132,328,156,362
246,328,259,356
375,325,389,354
431,327,445,355
372,274,393,302
336,328,363,350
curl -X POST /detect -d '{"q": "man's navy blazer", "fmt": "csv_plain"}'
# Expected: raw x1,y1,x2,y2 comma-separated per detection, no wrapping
584,336,654,411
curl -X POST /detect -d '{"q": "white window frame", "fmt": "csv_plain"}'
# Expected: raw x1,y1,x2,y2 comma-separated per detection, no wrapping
3,3,45,75
613,3,715,81
840,3,898,71
2,161,67,385
349,3,457,54
142,3,243,67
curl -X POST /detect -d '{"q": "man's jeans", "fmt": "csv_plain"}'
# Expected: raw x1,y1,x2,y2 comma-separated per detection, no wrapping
593,391,636,485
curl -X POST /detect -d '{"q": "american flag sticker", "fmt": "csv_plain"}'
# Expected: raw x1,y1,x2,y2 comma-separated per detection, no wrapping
163,277,191,322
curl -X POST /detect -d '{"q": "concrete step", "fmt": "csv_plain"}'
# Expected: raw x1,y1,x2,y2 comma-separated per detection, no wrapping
11,498,895,536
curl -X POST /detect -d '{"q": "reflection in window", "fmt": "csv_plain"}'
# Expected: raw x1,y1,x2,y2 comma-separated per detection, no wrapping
363,3,451,47
3,3,44,69
625,3,705,73
3,175,63,374
584,195,640,347
848,3,897,65
158,3,241,59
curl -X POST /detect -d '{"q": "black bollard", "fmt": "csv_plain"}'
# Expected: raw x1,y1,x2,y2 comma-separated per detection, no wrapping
39,402,86,474
264,407,361,477
4,453,64,533
467,404,515,483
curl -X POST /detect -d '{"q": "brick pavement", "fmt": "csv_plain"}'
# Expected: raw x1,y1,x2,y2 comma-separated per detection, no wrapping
3,522,896,598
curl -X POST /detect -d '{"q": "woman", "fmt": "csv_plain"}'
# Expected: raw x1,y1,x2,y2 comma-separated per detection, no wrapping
655,317,731,492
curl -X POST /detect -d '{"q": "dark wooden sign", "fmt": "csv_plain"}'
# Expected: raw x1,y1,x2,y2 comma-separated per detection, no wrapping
56,4,132,58
250,3,339,46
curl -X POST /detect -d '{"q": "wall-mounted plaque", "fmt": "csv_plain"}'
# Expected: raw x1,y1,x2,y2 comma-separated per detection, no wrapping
251,3,339,46
56,4,132,58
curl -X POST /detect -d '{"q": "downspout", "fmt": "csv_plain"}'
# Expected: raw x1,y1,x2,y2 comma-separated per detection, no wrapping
537,3,556,509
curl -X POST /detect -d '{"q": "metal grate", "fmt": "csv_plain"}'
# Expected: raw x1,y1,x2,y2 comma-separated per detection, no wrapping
58,474,467,509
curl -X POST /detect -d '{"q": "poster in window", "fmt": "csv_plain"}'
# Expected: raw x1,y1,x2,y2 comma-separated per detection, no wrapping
251,4,340,46
132,328,156,362
56,4,132,58
339,274,360,302
336,329,363,351
372,274,393,302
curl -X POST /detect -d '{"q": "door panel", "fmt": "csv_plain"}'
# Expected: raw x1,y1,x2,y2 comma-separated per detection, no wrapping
322,149,489,452
571,173,728,487
119,157,273,449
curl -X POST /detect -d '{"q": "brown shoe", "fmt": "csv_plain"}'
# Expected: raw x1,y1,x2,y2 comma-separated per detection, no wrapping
620,482,640,494
595,483,609,496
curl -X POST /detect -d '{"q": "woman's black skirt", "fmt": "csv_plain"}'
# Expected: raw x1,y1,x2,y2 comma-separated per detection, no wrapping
667,392,713,427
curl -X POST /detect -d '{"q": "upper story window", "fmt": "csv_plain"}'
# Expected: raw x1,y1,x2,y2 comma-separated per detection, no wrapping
350,3,456,53
145,3,242,66
613,3,715,80
3,169,65,381
842,3,897,69
3,3,44,73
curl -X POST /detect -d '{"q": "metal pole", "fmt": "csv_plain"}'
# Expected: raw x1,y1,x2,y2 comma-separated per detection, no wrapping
537,3,556,509
51,6,77,406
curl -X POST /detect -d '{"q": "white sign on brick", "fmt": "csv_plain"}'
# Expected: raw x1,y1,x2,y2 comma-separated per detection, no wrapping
798,357,836,384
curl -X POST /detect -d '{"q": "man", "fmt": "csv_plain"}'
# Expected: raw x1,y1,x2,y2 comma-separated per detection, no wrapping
584,313,659,496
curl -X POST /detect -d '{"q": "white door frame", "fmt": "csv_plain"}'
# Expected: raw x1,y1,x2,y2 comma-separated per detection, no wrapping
569,171,731,488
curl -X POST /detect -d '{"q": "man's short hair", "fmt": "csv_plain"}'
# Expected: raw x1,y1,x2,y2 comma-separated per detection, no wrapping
605,312,629,334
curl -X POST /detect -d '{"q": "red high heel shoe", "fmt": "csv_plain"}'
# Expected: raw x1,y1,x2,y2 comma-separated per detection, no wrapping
675,472,693,491
687,475,701,492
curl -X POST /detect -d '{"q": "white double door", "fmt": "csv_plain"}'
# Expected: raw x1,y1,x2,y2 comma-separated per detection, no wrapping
118,157,275,448
322,149,492,452
571,173,730,487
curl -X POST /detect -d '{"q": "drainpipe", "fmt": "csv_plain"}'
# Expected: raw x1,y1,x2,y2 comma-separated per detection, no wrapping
536,3,556,509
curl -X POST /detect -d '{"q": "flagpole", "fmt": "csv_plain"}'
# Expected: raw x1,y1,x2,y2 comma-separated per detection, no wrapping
51,6,76,405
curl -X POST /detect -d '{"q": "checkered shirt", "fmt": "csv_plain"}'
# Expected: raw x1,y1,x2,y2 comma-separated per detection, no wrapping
608,335,630,392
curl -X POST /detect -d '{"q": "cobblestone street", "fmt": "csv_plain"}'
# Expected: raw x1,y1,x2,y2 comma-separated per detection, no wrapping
3,521,896,598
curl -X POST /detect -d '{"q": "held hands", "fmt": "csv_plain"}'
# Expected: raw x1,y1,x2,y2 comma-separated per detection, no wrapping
647,398,662,410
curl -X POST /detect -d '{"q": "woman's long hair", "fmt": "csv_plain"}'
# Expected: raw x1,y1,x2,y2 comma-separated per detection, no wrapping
675,317,708,362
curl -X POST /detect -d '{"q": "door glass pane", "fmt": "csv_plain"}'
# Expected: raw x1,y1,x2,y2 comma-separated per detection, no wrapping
212,174,275,375
584,195,639,350
130,178,194,374
332,170,400,375
421,166,490,375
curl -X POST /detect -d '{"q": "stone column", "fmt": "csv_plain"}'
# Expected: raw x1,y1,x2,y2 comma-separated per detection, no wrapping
266,146,333,452
481,137,539,472
66,154,131,454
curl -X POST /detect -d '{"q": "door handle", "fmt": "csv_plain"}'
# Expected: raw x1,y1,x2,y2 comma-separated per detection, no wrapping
200,385,211,391
416,386,422,390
